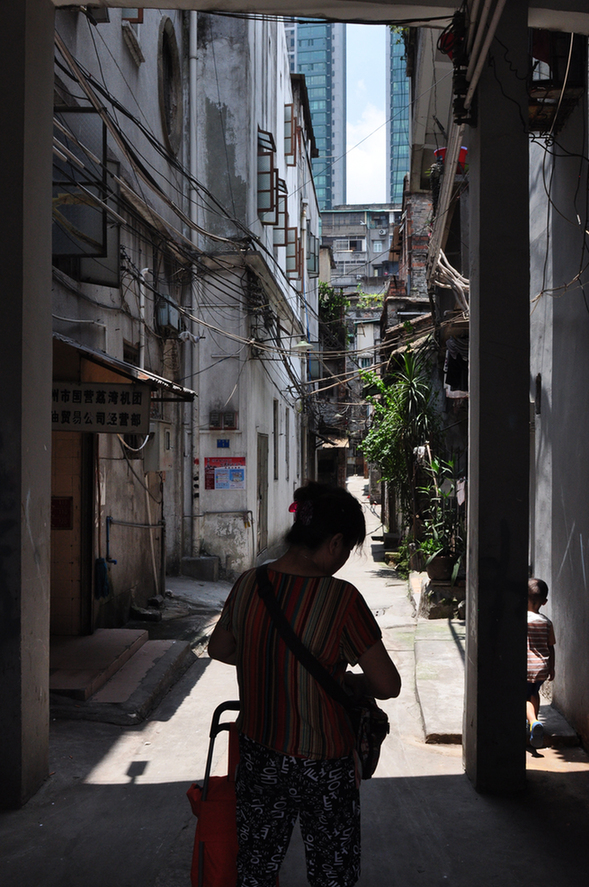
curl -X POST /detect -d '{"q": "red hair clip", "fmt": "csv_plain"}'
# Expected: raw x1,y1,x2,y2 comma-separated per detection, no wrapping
288,502,298,513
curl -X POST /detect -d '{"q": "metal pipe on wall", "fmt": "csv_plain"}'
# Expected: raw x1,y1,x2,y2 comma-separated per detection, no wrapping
189,10,202,560
139,267,150,369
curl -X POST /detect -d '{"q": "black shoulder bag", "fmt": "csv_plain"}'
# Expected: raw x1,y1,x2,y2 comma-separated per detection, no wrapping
255,565,389,779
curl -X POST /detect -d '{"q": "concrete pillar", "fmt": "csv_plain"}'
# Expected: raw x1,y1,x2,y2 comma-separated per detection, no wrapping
0,0,55,808
464,1,530,792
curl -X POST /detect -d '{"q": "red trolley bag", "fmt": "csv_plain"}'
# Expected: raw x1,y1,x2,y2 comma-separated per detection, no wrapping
187,701,240,887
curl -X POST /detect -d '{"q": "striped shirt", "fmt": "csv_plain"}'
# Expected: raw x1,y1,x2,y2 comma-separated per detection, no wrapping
218,567,381,760
527,611,555,681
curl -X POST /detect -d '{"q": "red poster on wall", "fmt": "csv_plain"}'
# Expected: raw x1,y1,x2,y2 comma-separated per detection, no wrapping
204,457,246,490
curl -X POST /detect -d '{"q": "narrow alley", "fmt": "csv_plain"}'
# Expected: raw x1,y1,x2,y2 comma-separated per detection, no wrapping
2,478,589,886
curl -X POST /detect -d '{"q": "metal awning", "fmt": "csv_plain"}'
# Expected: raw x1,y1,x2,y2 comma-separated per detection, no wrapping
53,332,196,401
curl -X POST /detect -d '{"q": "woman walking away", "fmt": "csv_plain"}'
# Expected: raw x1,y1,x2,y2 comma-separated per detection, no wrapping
208,481,401,887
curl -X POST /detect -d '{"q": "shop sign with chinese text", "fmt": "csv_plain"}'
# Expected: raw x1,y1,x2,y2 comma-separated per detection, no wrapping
52,383,150,433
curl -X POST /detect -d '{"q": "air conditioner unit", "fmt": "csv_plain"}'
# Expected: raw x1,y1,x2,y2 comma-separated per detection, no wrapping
223,410,238,430
209,410,222,430
157,299,181,333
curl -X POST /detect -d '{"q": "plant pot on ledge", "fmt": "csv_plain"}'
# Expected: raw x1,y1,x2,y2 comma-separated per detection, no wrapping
426,555,454,582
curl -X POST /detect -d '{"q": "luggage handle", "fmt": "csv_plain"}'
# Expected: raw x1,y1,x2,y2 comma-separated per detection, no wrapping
209,700,240,739
202,701,240,800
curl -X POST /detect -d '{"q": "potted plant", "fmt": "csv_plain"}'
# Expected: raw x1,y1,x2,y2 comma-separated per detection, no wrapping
418,454,465,584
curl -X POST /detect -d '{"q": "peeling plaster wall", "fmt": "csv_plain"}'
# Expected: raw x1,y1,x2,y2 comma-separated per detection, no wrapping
195,14,252,235
192,15,314,575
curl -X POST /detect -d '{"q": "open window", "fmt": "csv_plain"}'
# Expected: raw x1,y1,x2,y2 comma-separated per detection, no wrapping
122,8,145,65
52,108,108,259
122,8,144,23
155,252,183,336
286,227,300,279
273,180,288,247
257,129,279,224
307,226,319,277
284,104,297,166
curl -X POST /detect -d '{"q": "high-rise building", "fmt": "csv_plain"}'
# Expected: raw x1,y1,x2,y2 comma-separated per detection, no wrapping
386,29,410,206
286,21,346,210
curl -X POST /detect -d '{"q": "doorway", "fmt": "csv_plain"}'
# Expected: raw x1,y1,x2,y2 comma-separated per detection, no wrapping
257,433,269,555
50,431,93,635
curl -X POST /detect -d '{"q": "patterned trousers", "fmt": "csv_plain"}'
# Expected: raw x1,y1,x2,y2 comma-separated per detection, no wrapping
236,735,361,887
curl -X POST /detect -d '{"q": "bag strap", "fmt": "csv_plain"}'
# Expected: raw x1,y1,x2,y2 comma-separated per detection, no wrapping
255,564,353,712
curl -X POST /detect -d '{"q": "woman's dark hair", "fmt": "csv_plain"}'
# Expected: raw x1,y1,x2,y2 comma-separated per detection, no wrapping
285,482,366,550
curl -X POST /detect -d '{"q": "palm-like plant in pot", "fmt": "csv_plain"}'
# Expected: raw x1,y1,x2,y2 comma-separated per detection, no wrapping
418,453,465,584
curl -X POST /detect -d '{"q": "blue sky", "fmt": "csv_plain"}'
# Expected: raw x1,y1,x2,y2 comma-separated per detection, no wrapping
346,24,387,204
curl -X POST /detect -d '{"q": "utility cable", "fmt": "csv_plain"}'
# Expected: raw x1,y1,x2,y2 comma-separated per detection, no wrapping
55,32,247,248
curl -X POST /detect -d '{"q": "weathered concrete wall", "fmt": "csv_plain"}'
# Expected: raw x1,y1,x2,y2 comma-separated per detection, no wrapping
195,263,304,577
192,15,319,575
530,95,589,747
401,191,431,299
195,14,252,236
55,8,187,229
53,8,190,591
95,436,163,623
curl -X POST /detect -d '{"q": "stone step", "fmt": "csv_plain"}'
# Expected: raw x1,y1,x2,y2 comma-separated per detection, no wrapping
49,628,149,701
181,555,219,581
50,637,194,724
538,703,580,747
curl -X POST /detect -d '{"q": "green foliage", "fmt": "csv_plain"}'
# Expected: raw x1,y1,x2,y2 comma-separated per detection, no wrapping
389,536,412,578
318,282,349,314
360,351,440,527
418,455,465,584
318,282,349,347
355,287,384,311
389,25,408,48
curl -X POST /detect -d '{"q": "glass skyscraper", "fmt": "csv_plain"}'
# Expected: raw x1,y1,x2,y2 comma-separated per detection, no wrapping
386,30,410,207
285,21,346,210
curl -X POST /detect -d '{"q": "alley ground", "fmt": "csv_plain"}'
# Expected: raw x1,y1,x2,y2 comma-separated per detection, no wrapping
2,476,589,886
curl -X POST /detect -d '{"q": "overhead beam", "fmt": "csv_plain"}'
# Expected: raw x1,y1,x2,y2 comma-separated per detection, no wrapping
50,1,459,25
51,0,589,34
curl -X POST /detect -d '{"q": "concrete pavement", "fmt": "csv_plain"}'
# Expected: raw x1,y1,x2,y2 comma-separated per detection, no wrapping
2,476,588,886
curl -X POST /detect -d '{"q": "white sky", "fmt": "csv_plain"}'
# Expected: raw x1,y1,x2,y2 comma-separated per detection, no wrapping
346,24,387,205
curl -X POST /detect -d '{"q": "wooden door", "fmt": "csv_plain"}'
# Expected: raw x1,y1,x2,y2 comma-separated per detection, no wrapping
257,433,268,554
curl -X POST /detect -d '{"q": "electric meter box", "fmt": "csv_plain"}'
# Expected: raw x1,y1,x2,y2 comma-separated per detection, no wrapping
143,421,173,473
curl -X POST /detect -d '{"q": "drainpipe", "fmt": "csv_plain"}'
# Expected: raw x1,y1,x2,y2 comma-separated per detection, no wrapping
300,199,313,479
301,199,309,338
139,267,150,369
52,315,108,352
189,11,202,558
